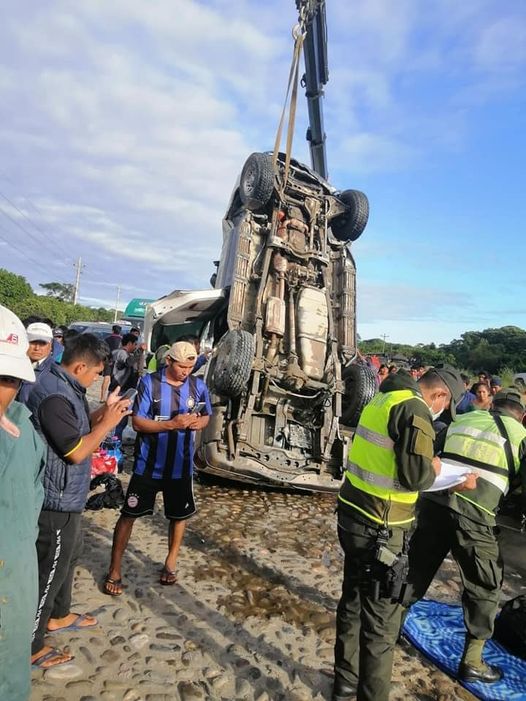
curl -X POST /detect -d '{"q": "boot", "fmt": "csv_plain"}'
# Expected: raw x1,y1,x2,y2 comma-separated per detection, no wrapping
458,637,502,684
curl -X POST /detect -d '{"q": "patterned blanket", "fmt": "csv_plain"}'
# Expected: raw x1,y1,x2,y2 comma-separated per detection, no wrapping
403,599,526,701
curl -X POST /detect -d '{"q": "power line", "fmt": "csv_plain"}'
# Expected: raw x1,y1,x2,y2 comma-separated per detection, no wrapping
0,171,72,257
0,201,70,265
0,190,72,264
0,223,58,276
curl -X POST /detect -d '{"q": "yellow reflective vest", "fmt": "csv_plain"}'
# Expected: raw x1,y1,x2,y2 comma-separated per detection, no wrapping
441,410,526,521
339,389,431,527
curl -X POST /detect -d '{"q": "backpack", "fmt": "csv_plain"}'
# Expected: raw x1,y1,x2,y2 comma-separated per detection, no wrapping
493,595,526,660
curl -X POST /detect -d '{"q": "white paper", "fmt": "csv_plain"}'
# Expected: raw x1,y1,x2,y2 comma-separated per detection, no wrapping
424,460,471,492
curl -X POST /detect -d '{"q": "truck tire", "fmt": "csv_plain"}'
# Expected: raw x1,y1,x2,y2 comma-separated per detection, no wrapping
340,364,377,428
331,189,369,242
212,329,255,397
239,152,274,211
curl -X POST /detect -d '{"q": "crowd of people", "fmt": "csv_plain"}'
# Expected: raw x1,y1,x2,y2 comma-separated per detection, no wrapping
1,302,525,701
0,306,210,700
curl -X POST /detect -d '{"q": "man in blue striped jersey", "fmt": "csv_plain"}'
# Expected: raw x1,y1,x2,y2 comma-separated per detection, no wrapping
104,341,211,593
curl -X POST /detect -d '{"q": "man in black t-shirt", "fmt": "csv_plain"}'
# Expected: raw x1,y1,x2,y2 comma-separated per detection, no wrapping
28,334,131,670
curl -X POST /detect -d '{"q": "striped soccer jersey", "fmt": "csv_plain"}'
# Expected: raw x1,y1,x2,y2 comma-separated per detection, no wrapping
132,369,211,480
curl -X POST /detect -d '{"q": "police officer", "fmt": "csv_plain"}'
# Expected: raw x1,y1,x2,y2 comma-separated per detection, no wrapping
332,365,464,701
406,388,526,683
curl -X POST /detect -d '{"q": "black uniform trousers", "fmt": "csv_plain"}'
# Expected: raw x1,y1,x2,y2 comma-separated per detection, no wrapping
334,511,405,701
406,498,503,640
31,510,82,654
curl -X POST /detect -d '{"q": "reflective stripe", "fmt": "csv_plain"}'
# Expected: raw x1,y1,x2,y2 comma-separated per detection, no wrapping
355,425,394,449
456,493,495,517
444,458,508,495
346,464,412,494
447,424,506,447
475,469,508,494
338,493,415,526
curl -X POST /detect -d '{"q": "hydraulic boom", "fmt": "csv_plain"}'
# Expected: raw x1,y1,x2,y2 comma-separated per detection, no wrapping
296,0,329,179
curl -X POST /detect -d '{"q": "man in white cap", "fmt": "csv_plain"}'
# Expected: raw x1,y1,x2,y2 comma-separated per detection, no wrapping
0,305,46,699
104,340,212,594
18,322,55,404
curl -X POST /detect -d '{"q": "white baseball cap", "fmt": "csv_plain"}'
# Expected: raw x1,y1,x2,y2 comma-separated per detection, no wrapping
0,305,35,382
167,341,197,363
26,322,53,343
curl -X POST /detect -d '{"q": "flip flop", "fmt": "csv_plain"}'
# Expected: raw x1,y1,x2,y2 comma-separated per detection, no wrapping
160,567,177,585
103,575,123,596
31,648,74,670
46,613,98,633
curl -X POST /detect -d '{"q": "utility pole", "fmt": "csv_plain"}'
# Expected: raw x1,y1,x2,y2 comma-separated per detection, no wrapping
72,257,84,305
380,333,389,356
113,286,121,323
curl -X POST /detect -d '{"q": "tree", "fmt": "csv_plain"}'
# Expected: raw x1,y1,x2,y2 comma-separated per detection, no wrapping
0,268,33,306
39,282,75,302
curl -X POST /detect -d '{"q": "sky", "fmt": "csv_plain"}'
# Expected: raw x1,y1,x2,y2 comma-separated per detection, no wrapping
0,0,525,345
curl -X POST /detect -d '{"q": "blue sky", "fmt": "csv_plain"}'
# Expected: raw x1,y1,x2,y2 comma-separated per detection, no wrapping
0,0,524,344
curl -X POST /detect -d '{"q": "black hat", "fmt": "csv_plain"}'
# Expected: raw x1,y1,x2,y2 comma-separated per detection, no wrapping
431,364,465,420
493,388,525,411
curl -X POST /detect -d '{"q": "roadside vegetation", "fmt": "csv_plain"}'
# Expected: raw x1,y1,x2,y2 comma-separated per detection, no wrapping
0,267,113,325
361,327,526,376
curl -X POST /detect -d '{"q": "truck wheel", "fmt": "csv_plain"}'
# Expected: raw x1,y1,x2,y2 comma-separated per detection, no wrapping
340,364,377,428
212,329,255,396
331,190,369,242
239,152,274,211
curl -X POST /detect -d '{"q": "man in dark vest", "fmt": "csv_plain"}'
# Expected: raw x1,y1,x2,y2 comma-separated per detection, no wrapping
332,365,465,701
28,333,132,669
406,388,526,683
17,322,55,404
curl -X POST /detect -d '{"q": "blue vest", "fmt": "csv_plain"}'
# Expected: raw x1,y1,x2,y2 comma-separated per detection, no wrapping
17,353,56,405
27,364,91,513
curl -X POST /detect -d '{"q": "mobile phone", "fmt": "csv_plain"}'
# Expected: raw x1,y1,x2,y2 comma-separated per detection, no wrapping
190,401,207,414
121,388,138,402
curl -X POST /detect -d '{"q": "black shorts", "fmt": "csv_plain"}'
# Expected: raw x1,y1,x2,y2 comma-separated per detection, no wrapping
122,473,196,520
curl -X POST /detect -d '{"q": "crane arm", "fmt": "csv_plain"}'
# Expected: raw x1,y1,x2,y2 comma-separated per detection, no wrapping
296,0,329,179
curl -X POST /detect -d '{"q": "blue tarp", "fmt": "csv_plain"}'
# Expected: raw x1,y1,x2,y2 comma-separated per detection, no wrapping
403,599,526,701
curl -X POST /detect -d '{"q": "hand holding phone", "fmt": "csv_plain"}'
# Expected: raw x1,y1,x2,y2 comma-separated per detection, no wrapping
121,388,138,402
190,401,207,415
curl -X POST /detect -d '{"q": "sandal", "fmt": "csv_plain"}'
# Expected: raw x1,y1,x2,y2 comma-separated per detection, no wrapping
160,567,177,585
103,575,123,596
47,613,98,633
31,647,74,670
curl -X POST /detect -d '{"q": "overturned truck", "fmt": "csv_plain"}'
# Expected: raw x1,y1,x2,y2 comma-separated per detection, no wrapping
144,151,375,492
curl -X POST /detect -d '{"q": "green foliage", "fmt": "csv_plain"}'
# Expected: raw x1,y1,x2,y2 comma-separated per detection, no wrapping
361,326,526,375
0,267,34,305
39,281,75,302
0,268,113,324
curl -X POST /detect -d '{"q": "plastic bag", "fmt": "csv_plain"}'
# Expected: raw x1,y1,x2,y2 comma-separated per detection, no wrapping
91,450,117,478
86,474,125,510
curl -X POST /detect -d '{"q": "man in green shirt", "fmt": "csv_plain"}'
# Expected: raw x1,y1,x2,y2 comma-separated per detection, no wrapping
406,388,526,683
0,305,45,701
333,365,464,701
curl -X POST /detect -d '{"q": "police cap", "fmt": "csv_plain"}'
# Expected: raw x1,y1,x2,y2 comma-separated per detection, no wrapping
493,388,525,411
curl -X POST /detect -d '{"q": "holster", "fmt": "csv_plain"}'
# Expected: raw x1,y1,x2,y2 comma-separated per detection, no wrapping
359,529,410,603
